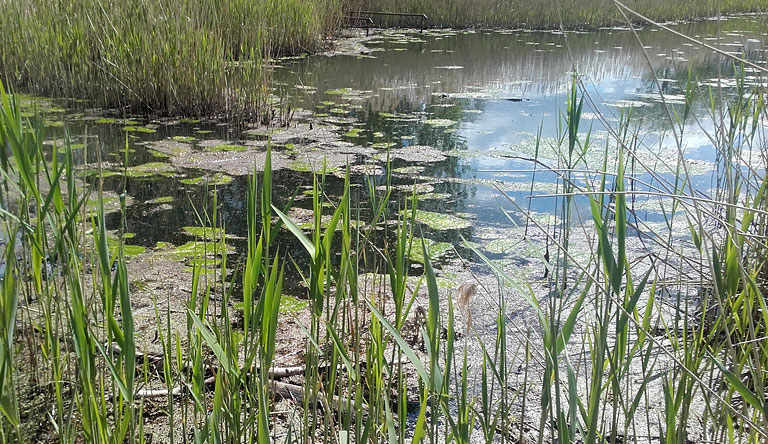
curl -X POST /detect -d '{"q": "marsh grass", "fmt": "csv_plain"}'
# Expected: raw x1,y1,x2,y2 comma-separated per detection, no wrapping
3,5,768,444
351,0,768,29
0,0,345,119
2,0,767,120
349,0,768,28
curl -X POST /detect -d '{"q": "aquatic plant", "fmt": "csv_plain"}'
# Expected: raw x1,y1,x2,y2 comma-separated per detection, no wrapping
349,0,768,29
0,0,345,119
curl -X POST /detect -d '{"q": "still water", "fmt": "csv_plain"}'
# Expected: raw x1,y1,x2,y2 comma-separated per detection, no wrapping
28,16,768,276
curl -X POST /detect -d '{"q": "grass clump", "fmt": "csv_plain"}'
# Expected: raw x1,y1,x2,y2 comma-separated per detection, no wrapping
0,0,345,118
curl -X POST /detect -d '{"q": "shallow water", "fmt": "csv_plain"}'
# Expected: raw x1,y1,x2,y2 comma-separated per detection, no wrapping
24,16,768,284
274,18,767,225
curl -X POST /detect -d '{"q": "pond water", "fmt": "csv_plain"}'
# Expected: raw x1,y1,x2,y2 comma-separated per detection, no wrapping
274,17,766,221
25,15,768,285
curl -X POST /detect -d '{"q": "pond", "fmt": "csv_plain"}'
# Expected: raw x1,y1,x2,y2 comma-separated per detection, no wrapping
26,15,768,287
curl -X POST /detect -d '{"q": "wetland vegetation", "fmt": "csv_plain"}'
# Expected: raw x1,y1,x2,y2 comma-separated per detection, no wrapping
350,0,768,28
2,2,768,444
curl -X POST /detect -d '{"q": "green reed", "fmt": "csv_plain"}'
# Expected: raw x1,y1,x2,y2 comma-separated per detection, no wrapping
2,0,766,121
0,0,344,119
348,0,767,29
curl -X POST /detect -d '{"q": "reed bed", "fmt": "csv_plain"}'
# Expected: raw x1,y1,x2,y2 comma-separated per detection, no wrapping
2,4,768,444
1,0,767,119
0,0,344,119
348,0,768,29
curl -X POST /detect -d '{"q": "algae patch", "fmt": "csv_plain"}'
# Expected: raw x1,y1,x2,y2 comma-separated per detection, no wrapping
149,196,174,204
411,210,471,230
408,239,453,264
204,144,248,152
182,226,227,240
125,162,175,179
181,173,234,186
423,119,457,127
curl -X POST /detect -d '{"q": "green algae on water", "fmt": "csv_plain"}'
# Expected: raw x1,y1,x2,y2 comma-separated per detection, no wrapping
123,125,156,133
423,118,457,127
411,209,472,230
325,88,353,95
393,166,425,175
180,173,233,186
125,162,175,178
148,149,170,158
288,160,313,172
408,238,453,264
182,226,227,239
149,196,174,204
106,235,146,257
204,144,248,152
344,128,364,138
483,238,521,255
83,169,120,179
371,142,397,149
164,241,233,260
279,296,308,314
417,192,451,201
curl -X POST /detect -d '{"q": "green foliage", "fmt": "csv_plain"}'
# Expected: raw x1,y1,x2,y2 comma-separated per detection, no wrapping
0,0,345,118
350,0,768,28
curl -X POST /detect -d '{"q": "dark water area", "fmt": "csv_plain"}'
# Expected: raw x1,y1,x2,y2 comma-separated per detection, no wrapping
23,15,768,283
